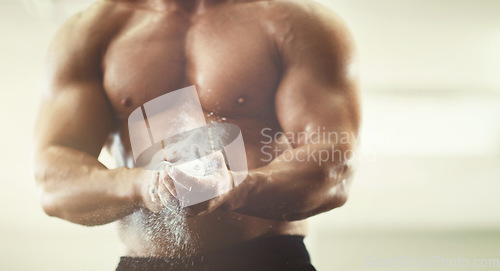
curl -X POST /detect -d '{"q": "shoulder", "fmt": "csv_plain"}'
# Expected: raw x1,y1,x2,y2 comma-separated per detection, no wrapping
262,0,343,25
46,1,133,86
49,1,132,54
257,0,356,76
47,1,132,72
261,0,355,53
258,1,357,87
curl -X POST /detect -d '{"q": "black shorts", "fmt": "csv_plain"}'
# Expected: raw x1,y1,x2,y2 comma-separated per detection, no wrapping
116,235,317,271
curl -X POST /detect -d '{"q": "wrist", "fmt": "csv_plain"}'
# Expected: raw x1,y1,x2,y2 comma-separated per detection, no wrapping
225,170,261,211
116,167,147,209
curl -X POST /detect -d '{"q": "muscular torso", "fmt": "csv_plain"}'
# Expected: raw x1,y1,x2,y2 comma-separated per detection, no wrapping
98,0,307,257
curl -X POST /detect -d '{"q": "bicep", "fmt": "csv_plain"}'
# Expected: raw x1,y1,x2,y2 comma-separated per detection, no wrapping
275,73,359,148
35,16,114,158
35,82,114,158
274,10,360,148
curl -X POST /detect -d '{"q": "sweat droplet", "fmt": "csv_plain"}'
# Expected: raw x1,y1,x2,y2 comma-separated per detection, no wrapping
221,117,227,121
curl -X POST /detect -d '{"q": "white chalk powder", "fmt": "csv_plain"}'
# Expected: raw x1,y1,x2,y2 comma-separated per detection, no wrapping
145,123,232,255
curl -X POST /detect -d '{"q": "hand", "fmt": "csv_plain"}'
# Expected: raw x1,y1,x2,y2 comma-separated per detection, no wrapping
181,185,231,217
134,167,179,213
167,152,234,217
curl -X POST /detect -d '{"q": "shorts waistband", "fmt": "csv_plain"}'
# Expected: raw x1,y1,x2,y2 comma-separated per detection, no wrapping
116,235,312,271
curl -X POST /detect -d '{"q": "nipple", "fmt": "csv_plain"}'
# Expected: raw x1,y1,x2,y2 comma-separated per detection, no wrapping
121,97,131,107
237,96,246,105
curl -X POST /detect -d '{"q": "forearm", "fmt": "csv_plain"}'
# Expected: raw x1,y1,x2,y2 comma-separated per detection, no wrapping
35,145,143,226
229,144,352,221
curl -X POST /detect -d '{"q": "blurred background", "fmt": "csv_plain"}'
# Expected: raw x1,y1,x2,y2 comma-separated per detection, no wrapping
0,0,499,270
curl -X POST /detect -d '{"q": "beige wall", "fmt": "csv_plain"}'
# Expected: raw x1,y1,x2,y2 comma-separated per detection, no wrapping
1,0,499,270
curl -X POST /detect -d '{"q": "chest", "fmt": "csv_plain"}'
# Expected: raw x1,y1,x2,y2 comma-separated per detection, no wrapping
102,10,281,121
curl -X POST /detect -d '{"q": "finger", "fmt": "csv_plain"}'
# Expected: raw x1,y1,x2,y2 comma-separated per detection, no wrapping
149,171,160,203
184,196,222,217
158,169,177,197
184,202,209,217
157,180,179,212
167,164,200,191
147,172,164,213
162,178,177,197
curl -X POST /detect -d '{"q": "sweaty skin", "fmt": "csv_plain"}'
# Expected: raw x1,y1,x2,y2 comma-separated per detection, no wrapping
34,0,360,257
